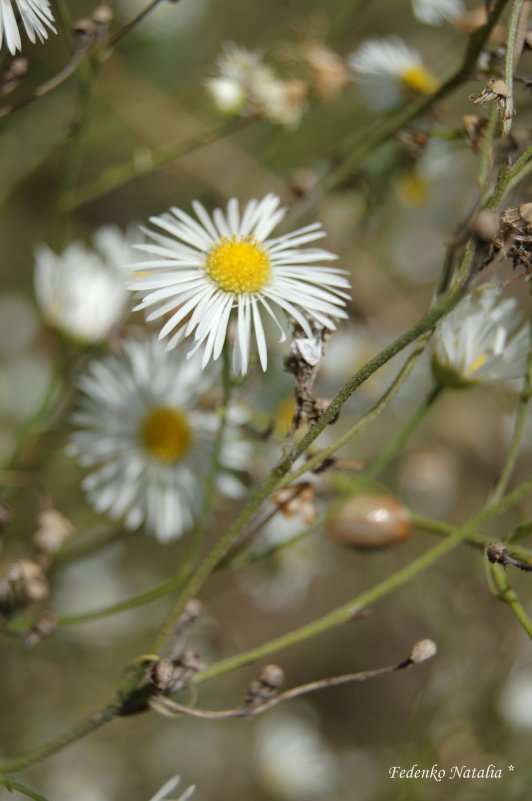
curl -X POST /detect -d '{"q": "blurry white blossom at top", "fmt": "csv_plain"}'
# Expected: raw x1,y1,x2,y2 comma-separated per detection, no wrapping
0,0,56,55
117,0,208,40
205,43,307,127
148,775,195,801
348,36,437,110
254,709,338,800
126,194,350,375
68,337,250,543
412,0,464,25
432,287,530,388
34,226,132,344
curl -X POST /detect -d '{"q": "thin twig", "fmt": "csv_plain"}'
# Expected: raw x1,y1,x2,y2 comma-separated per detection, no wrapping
150,641,436,721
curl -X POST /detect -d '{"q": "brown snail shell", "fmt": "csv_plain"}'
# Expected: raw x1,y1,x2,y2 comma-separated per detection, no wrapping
326,494,411,549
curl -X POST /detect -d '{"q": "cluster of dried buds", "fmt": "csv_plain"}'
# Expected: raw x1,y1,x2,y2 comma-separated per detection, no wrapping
0,506,72,643
471,205,532,274
270,482,317,526
284,321,333,436
73,4,113,47
469,79,515,127
0,560,49,618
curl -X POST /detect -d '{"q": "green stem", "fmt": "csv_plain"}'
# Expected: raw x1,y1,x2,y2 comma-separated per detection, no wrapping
57,574,187,626
502,0,527,136
61,120,241,211
195,477,532,683
488,562,532,637
107,0,168,47
0,777,51,801
277,337,429,490
412,513,532,565
0,702,120,775
51,58,99,247
478,107,498,189
54,0,75,53
149,289,464,653
180,345,233,574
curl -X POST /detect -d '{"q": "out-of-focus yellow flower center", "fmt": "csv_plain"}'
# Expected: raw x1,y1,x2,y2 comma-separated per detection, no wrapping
206,237,271,294
140,406,191,463
395,172,429,207
466,353,488,375
401,66,437,95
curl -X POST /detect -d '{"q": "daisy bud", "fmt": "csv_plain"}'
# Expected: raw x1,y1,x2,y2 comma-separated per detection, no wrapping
326,494,411,549
245,664,285,707
409,639,438,663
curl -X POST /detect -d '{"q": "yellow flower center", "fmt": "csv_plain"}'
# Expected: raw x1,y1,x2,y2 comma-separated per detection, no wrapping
395,171,429,207
206,236,271,294
466,353,488,376
401,66,437,95
140,406,192,463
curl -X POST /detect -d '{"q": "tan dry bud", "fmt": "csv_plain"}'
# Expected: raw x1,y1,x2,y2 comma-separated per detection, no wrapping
259,664,285,690
270,482,317,525
462,114,488,153
326,494,411,549
470,79,515,124
93,4,113,25
148,657,177,692
302,43,349,102
410,639,437,664
34,508,74,555
471,210,499,242
0,560,49,613
455,7,506,46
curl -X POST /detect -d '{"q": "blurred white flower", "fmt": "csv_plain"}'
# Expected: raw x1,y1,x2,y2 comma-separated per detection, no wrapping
254,710,338,799
348,36,436,110
149,775,195,801
126,194,349,375
0,0,55,54
69,337,249,543
498,667,532,731
34,226,131,344
412,0,464,24
432,288,530,387
206,43,307,127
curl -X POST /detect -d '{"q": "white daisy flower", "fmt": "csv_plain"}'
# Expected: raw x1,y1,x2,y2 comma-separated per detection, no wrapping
432,288,530,388
205,43,306,127
348,36,437,110
0,0,56,55
34,226,131,344
68,337,250,543
412,0,464,25
148,775,195,801
126,194,350,375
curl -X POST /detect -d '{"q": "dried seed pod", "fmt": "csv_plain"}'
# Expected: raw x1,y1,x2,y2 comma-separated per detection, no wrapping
34,508,74,555
471,210,499,242
245,664,285,707
0,560,49,615
326,494,411,549
409,639,437,664
147,657,178,692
